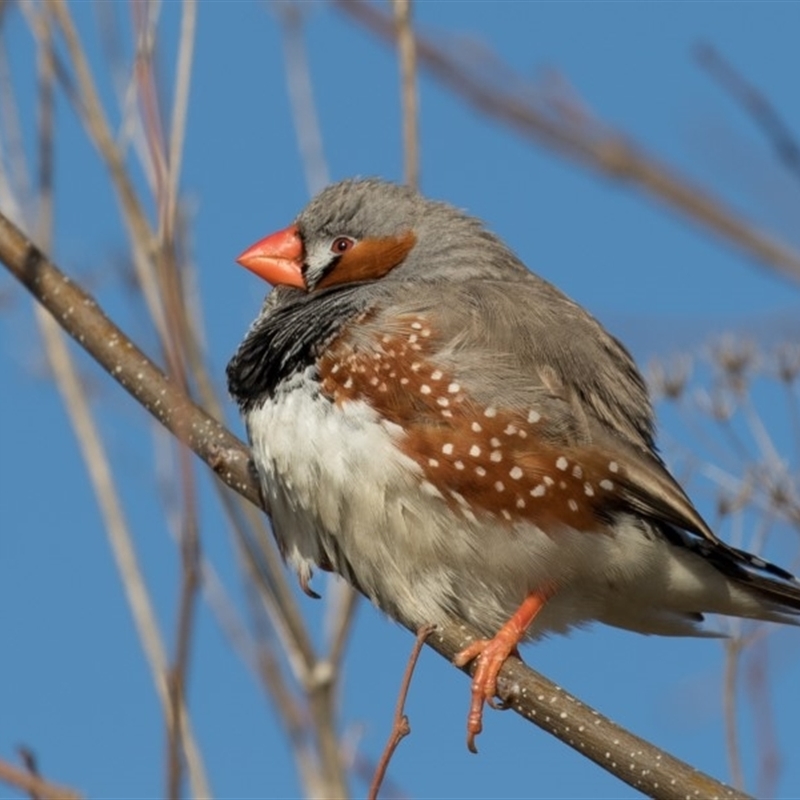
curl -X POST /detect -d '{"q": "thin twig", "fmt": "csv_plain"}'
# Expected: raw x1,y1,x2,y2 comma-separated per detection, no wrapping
166,446,202,800
723,636,745,790
277,3,330,195
325,579,359,672
165,0,196,243
0,758,81,800
695,43,800,185
368,624,433,800
335,0,800,282
392,0,418,189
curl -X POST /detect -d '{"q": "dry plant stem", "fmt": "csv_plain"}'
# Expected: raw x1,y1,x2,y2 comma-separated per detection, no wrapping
335,0,800,282
278,3,330,195
243,583,327,800
0,217,752,799
746,644,782,799
166,446,202,800
392,0,418,189
42,0,169,342
696,43,800,184
723,636,745,791
368,624,434,800
164,0,196,241
326,580,359,671
0,758,81,800
29,21,213,798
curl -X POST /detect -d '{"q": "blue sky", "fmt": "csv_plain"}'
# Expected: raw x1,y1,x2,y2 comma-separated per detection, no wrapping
2,2,799,798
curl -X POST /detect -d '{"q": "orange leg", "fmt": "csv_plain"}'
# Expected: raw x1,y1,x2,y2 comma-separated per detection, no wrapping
453,587,554,752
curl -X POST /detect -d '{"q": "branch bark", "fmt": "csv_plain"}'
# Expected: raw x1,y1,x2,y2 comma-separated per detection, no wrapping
0,210,750,800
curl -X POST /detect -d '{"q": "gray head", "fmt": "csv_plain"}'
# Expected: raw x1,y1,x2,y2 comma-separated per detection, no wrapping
236,178,531,294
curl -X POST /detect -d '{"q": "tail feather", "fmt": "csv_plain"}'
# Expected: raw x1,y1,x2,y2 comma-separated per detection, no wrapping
661,523,800,623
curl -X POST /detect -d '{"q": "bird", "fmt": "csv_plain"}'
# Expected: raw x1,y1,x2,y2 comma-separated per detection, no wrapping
227,178,800,752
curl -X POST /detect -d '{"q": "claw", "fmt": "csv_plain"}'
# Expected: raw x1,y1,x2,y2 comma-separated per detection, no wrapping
453,588,554,752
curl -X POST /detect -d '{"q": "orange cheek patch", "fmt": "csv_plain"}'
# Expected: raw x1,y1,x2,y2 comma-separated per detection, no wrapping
318,318,624,533
316,230,417,289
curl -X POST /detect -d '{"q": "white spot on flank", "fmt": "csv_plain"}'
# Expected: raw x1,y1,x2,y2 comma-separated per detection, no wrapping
431,369,443,380
437,397,449,407
516,498,526,509
531,484,546,497
584,483,595,497
448,382,460,394
411,321,423,330
331,364,340,374
378,382,387,392
543,476,555,486
572,465,583,478
421,328,431,337
600,479,614,490
400,377,409,385
428,458,439,468
509,466,523,480
420,384,431,395
408,334,418,344
504,424,518,435
490,450,502,463
441,409,453,418
469,445,481,457
556,456,569,471
528,409,541,423
484,406,497,418
475,466,487,476
490,437,501,448
568,499,579,512
442,443,454,455
344,377,354,389
501,509,512,521
471,421,482,433
454,460,465,470
369,376,379,386
411,362,421,372
609,461,619,473
559,480,567,489
495,481,505,492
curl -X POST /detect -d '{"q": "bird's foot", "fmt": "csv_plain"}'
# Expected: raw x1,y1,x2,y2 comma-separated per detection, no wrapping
453,588,554,753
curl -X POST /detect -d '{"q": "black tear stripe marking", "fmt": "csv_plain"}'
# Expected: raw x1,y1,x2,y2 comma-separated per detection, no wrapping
227,286,367,411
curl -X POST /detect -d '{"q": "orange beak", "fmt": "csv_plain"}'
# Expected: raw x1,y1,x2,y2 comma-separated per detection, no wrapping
236,224,305,289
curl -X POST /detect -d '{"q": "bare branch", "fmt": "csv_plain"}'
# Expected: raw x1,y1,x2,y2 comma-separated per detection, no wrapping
335,0,800,282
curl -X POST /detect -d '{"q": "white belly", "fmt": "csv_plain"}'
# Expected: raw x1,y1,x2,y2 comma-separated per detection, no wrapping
246,369,757,638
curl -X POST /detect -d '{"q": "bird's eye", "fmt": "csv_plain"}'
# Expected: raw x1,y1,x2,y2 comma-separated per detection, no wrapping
331,237,354,254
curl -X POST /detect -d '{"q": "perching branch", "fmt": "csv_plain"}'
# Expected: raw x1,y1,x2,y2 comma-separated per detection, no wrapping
334,0,800,284
0,209,752,800
0,756,82,800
